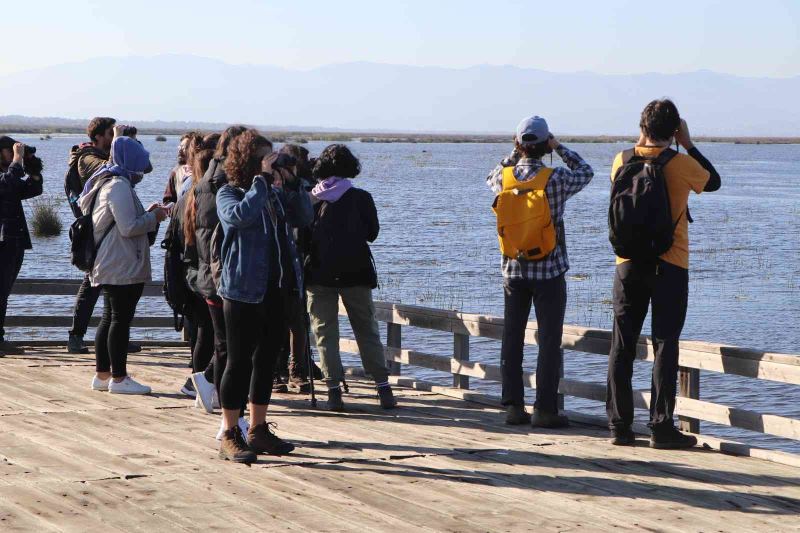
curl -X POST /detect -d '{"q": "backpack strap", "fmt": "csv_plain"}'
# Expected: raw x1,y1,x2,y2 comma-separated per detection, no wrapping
654,147,678,166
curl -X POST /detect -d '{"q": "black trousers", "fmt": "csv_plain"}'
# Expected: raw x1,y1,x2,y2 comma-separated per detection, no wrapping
188,292,214,374
0,240,25,342
95,283,144,378
220,286,286,409
69,274,102,338
274,291,308,377
606,260,688,431
500,274,566,413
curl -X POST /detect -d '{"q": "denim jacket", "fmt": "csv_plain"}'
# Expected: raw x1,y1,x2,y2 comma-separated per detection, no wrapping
216,175,312,304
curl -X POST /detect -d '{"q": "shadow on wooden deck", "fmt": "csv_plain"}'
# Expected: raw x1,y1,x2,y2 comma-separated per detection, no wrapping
1,346,799,532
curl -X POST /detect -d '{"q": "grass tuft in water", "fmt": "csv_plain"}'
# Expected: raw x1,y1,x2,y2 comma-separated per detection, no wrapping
31,196,63,237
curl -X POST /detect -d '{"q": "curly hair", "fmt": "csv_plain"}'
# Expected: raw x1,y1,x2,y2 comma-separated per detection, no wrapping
224,129,273,188
313,144,361,180
87,117,116,143
515,139,551,159
640,99,681,142
214,125,248,160
184,134,221,246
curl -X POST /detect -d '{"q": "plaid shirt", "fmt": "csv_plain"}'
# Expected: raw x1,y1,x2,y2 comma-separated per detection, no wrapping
486,145,594,280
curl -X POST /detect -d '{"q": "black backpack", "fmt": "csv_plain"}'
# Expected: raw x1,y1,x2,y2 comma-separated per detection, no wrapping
65,145,87,219
161,213,191,331
69,178,115,272
608,148,679,262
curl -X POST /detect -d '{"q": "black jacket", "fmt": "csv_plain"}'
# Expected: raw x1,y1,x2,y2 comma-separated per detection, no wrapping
306,187,379,288
193,158,227,299
0,162,43,250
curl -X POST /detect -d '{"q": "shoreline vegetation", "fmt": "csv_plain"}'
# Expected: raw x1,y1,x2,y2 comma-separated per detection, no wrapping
1,121,796,145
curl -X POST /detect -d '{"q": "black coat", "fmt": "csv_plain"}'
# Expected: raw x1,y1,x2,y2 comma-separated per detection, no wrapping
306,187,379,289
193,158,227,299
0,162,43,250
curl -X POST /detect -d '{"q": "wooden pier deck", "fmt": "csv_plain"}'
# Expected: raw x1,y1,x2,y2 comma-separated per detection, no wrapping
1,346,799,532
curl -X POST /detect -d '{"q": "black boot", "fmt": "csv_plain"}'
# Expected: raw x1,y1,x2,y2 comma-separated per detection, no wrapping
326,387,345,411
505,405,531,425
609,426,636,446
377,384,397,409
68,334,89,354
531,410,569,429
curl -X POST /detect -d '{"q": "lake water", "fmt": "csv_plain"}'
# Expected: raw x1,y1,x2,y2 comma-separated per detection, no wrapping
6,134,800,452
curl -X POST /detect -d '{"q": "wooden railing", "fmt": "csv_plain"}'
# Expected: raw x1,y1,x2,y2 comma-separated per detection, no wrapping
9,278,800,463
338,300,800,464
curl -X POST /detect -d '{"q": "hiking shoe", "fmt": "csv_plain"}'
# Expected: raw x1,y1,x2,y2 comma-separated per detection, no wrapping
272,376,288,393
0,340,25,355
108,376,151,395
127,342,142,353
531,410,570,429
180,377,196,398
68,334,89,354
247,422,295,455
377,384,397,409
650,426,698,449
91,375,110,391
191,372,216,413
610,426,636,446
216,416,250,441
505,405,531,425
219,426,257,464
326,387,345,411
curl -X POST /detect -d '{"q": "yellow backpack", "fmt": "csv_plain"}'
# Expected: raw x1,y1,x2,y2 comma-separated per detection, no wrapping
492,166,556,261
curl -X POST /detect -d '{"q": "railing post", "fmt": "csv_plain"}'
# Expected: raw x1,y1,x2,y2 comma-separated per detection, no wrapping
453,333,470,390
678,366,700,434
387,322,401,376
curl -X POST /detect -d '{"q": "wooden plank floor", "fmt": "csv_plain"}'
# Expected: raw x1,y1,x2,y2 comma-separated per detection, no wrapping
1,347,799,532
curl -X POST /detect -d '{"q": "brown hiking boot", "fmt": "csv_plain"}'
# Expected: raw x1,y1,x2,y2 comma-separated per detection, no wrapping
219,426,257,464
247,423,295,455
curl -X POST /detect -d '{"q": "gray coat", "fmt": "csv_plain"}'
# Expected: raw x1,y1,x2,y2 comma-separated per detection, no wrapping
78,175,159,287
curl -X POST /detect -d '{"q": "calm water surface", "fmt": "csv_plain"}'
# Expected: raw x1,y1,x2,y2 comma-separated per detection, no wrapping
7,134,800,451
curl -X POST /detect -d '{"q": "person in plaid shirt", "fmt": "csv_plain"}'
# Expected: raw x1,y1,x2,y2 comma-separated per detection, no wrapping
486,115,593,428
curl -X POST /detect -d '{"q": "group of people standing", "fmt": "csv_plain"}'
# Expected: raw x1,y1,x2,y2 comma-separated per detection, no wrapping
0,97,721,461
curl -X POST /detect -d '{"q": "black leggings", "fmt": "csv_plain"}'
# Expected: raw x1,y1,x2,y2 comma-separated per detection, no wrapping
220,287,285,410
95,283,144,378
188,292,214,373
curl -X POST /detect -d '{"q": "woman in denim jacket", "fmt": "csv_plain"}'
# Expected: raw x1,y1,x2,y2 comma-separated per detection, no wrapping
214,130,312,464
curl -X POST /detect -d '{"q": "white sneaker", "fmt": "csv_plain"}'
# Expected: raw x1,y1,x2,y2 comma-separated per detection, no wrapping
91,375,110,391
191,372,216,414
108,376,151,395
215,416,250,441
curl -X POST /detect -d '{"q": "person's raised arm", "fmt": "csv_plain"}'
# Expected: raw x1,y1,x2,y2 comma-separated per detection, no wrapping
216,176,268,228
550,136,594,198
107,181,160,237
675,119,721,192
485,145,520,193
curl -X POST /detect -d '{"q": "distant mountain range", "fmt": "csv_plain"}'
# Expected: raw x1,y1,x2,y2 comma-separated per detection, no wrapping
0,55,797,136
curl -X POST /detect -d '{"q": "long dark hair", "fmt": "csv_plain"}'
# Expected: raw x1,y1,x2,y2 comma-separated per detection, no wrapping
184,133,220,246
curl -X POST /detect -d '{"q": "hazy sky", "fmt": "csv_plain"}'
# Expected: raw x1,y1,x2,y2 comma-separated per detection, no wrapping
4,0,798,77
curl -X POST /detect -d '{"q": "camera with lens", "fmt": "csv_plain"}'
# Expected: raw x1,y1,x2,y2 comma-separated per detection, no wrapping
23,145,37,157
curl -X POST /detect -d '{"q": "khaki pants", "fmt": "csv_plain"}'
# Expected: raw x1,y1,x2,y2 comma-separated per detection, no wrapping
306,285,389,387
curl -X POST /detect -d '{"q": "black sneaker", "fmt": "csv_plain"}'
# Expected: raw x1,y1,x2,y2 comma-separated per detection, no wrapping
326,387,345,411
67,334,89,354
610,426,636,446
531,410,570,429
505,405,531,425
377,384,397,409
272,375,288,393
650,425,698,449
0,340,25,355
127,342,142,353
180,377,196,398
247,422,295,455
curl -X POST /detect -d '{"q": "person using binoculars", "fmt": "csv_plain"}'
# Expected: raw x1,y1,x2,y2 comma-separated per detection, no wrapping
0,137,43,356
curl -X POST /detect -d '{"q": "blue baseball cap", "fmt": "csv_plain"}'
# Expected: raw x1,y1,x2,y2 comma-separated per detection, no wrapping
515,116,550,145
